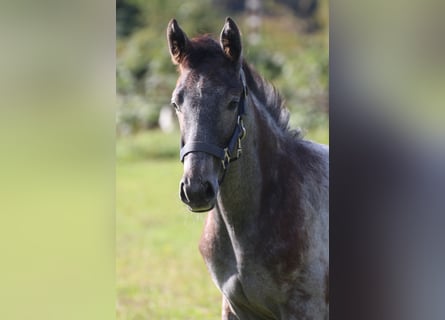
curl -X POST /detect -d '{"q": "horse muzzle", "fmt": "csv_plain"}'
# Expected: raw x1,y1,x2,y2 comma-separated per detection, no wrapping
179,153,220,212
179,177,217,212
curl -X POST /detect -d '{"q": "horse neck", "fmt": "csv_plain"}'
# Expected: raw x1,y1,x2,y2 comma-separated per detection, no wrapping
216,88,283,229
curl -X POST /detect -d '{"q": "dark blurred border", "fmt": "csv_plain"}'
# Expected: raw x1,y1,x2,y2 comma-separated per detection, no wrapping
331,0,445,319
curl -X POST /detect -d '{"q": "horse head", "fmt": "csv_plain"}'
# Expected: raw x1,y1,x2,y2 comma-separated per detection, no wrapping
167,18,246,212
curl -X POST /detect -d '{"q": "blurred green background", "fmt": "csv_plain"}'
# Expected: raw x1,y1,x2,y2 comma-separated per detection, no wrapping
116,0,328,318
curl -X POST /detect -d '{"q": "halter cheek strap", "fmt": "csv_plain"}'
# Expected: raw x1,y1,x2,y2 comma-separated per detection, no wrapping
179,70,248,183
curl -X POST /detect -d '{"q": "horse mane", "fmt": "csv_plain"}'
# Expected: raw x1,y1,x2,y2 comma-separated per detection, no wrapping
184,35,302,139
241,60,302,139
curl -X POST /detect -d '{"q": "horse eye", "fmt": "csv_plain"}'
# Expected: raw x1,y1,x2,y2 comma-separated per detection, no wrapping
171,102,179,111
228,100,238,110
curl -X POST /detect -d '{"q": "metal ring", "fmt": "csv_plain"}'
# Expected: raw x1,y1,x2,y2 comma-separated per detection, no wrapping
238,117,246,140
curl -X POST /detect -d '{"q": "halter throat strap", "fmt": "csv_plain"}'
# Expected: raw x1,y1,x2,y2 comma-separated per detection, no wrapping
179,70,248,182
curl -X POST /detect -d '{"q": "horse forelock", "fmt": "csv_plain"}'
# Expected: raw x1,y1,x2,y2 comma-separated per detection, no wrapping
179,35,228,69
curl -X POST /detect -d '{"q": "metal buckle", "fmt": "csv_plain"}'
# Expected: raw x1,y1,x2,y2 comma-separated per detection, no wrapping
236,139,243,158
238,116,246,140
222,148,230,170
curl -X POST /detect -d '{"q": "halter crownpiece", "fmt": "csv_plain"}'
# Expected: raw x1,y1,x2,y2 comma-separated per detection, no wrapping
179,69,248,183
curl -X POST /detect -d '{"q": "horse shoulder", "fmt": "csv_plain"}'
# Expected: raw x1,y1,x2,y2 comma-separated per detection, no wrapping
288,139,329,316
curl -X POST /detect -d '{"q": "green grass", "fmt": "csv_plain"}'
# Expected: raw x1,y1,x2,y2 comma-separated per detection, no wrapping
116,128,328,319
116,158,221,319
304,124,329,145
116,130,180,163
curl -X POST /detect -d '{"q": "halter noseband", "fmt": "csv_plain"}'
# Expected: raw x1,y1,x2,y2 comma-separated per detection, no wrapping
179,70,248,183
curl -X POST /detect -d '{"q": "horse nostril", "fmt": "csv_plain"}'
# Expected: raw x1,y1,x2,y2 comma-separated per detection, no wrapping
204,181,215,199
180,181,190,203
179,177,218,211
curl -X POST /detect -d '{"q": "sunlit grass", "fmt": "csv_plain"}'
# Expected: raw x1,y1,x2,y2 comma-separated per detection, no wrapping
305,124,329,145
116,158,221,319
116,130,180,163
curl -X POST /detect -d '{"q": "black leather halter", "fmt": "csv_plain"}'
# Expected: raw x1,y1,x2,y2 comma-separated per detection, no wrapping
179,70,248,184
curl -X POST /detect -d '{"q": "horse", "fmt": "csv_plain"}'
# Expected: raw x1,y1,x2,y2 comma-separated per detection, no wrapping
167,17,329,319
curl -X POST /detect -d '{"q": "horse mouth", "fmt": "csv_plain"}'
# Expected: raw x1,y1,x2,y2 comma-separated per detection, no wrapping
182,195,216,212
186,202,215,213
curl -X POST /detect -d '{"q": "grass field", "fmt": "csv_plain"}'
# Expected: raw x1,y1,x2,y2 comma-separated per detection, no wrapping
116,129,328,319
116,131,222,319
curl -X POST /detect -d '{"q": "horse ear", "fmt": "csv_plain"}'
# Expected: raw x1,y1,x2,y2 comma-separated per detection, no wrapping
167,19,189,65
220,17,242,64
